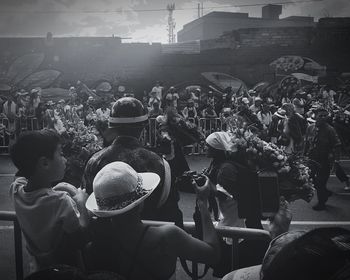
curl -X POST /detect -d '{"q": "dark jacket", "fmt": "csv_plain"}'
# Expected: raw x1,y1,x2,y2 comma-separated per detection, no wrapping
82,136,182,223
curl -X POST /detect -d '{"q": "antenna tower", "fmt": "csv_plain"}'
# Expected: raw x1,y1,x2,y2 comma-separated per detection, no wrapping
167,3,176,44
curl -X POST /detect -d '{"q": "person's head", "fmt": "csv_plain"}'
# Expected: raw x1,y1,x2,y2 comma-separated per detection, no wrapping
254,97,263,106
261,227,350,280
241,97,250,108
314,107,329,127
108,97,148,138
261,103,270,113
169,86,176,93
281,103,295,117
187,99,195,107
205,131,232,159
10,129,66,181
227,227,350,280
86,161,160,221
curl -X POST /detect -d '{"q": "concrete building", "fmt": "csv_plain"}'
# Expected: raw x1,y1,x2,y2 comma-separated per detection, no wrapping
177,4,315,42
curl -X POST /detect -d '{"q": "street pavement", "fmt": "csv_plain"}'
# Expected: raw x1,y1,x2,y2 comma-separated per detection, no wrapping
0,155,350,279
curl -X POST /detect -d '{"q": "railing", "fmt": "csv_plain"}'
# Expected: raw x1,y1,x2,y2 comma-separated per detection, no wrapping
0,211,23,280
0,210,270,280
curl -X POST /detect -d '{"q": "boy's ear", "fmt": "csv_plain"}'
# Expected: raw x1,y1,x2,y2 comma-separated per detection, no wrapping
37,156,49,170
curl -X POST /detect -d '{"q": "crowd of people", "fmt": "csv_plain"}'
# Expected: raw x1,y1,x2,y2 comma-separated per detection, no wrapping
4,77,350,279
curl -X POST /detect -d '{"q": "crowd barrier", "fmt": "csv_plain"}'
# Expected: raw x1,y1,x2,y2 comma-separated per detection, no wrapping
0,210,270,280
0,116,224,155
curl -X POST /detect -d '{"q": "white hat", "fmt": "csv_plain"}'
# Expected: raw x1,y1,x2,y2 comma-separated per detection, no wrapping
205,131,232,151
274,108,287,119
86,161,160,217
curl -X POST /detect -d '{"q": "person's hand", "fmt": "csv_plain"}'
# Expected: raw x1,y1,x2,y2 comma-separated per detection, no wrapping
53,182,77,197
268,196,292,239
193,175,210,202
72,188,89,205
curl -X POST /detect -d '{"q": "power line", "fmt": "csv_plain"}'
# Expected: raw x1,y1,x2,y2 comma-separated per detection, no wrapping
0,0,323,14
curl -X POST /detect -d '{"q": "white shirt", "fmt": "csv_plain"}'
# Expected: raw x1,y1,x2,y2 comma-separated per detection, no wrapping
10,178,80,264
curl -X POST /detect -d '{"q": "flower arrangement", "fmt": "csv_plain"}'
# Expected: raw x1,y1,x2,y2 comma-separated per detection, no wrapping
57,111,103,186
226,115,315,202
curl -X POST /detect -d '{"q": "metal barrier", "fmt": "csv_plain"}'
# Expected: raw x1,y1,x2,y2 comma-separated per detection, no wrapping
0,211,23,280
0,210,270,280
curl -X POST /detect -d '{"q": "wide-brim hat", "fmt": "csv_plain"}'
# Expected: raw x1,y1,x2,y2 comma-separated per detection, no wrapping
274,108,287,118
86,161,160,217
222,231,306,280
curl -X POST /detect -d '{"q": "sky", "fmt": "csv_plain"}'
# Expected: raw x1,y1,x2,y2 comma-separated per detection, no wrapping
0,0,349,44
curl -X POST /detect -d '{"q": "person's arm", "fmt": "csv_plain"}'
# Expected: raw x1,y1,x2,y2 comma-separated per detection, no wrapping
72,188,90,228
268,197,292,239
163,176,220,265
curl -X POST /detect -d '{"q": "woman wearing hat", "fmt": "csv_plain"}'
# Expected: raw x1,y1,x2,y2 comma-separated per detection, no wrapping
85,161,220,280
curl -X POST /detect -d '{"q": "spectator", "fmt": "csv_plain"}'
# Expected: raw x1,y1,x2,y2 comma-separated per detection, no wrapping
82,97,183,225
9,129,89,272
84,161,220,279
292,91,306,115
165,86,179,109
282,103,307,155
150,81,163,102
148,101,163,118
222,227,350,280
182,99,198,119
268,108,287,144
305,107,341,211
148,91,161,109
257,103,272,129
2,94,18,133
249,97,263,114
202,103,217,119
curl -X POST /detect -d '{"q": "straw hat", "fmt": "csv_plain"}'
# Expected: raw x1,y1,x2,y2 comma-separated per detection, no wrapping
86,161,160,217
274,108,287,119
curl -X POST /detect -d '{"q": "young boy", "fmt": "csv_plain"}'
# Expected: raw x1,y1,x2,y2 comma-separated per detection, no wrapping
9,129,89,272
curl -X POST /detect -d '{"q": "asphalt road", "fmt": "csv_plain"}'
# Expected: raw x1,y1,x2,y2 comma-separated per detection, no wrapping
1,155,350,279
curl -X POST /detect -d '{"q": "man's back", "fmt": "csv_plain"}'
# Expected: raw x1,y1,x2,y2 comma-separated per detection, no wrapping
82,136,181,222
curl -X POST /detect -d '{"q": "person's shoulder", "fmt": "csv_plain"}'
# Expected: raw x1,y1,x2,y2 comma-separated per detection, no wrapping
157,224,185,241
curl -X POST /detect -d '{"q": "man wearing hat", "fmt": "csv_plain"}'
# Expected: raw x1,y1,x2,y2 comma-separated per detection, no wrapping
268,108,287,144
305,107,341,210
82,97,183,224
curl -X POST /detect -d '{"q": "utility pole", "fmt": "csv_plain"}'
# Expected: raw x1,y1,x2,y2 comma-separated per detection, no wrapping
167,3,176,44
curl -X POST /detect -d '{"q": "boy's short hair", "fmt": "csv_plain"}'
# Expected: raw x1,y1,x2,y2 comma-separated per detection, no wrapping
10,129,61,178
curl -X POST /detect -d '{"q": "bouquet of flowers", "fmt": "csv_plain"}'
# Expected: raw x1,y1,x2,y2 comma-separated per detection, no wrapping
226,115,315,202
59,116,103,186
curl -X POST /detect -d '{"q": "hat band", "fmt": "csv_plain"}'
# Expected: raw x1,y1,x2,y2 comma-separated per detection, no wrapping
95,176,149,211
109,114,148,124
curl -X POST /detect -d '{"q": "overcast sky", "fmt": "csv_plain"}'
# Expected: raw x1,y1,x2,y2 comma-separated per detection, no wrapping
0,0,349,43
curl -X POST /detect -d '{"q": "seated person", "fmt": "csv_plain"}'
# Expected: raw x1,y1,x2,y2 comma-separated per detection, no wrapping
222,227,350,280
9,129,89,272
84,161,220,280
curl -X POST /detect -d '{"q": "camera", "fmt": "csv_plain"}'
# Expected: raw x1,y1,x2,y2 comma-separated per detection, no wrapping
183,171,206,187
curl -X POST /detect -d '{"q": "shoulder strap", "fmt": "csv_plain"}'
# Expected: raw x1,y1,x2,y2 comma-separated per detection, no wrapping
157,158,171,208
126,225,150,279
